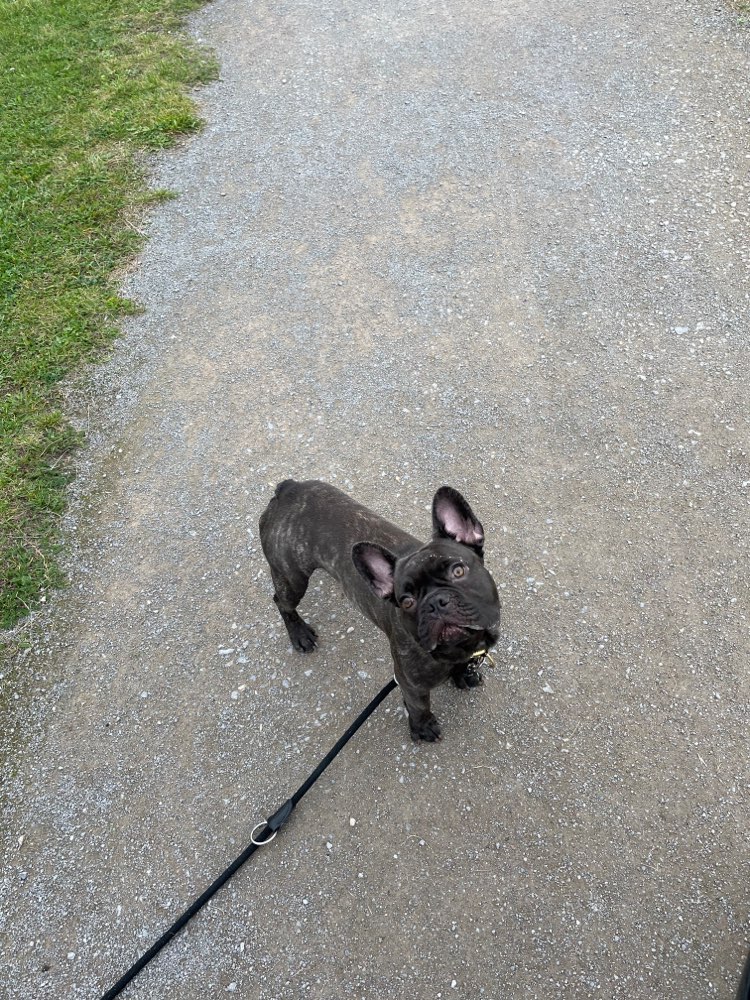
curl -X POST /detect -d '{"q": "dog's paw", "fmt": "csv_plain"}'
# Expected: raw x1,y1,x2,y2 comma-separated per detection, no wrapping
452,664,484,690
410,714,442,742
289,620,317,653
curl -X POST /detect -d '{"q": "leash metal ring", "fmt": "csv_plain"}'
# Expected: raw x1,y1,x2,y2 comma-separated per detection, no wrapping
250,822,277,846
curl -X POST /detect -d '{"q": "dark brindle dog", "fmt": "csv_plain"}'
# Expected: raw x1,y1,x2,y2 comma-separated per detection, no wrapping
259,480,501,741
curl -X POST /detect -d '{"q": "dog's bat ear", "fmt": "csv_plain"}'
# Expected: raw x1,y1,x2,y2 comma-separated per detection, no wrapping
352,542,397,600
432,487,485,557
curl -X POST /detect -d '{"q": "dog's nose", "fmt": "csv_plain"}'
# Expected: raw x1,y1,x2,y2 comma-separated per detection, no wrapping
428,593,451,613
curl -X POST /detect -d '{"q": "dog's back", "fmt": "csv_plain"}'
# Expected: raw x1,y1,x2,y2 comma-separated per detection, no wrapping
260,479,418,575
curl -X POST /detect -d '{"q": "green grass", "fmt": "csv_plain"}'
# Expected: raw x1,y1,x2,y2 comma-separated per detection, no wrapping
0,0,217,630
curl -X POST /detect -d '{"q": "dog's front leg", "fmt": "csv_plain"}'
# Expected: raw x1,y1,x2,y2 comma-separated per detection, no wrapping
391,644,442,742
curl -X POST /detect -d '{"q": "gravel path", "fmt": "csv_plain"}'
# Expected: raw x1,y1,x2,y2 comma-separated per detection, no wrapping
1,0,749,997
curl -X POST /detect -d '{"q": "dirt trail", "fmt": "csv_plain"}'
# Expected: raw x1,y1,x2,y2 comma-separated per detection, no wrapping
1,1,749,997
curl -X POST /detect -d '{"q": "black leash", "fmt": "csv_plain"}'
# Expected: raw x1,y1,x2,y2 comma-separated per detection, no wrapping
739,947,750,1000
101,677,398,1000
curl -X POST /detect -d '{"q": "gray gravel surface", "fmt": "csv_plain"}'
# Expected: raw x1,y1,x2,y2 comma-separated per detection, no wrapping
1,0,749,997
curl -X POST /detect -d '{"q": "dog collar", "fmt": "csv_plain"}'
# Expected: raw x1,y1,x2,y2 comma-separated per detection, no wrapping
469,648,496,668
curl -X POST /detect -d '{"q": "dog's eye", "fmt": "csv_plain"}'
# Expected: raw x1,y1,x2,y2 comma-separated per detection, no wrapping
400,596,416,610
452,564,466,579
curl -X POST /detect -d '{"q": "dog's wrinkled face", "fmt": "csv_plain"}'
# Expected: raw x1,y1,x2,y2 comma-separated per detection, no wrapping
393,540,500,660
352,486,501,662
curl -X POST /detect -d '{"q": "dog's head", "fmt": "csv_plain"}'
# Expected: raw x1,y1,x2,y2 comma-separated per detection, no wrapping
352,487,501,662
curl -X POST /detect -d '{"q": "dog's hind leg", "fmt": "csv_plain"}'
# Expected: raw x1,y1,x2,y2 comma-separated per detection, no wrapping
269,566,318,653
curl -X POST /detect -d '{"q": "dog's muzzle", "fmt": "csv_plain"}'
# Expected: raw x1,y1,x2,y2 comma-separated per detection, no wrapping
417,590,489,652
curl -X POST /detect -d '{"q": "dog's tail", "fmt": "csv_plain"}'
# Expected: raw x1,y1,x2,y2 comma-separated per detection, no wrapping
274,479,297,499
260,480,298,549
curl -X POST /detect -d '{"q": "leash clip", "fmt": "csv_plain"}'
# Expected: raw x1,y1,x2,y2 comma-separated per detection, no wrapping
469,649,496,669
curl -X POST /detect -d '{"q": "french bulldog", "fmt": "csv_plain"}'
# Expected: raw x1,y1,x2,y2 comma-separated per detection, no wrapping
259,480,501,741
